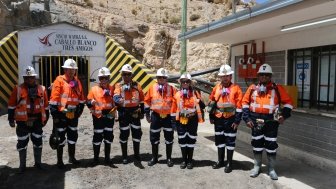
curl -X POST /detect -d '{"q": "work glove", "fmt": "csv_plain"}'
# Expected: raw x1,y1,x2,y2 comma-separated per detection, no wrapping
43,110,50,127
209,113,215,124
9,120,15,128
75,103,85,118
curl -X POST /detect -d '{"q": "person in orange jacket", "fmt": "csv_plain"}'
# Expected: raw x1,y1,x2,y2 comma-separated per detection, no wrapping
7,66,49,173
49,59,85,169
171,73,205,169
208,64,243,173
113,64,145,164
145,68,176,167
87,67,116,166
242,63,293,180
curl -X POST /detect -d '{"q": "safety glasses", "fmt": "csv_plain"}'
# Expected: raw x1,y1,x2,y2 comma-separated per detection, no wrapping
258,73,272,77
99,76,109,80
122,73,132,77
157,76,167,79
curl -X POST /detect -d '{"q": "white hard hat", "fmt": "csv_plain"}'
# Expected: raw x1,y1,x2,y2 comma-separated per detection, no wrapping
120,64,132,73
98,67,111,77
62,58,78,69
178,72,192,83
258,63,273,74
23,66,38,77
156,68,169,77
218,64,234,76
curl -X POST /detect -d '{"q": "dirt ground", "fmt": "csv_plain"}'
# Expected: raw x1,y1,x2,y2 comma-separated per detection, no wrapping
0,109,287,189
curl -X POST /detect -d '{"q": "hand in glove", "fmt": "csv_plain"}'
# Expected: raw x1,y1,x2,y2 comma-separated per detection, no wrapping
9,120,15,128
171,116,177,130
75,103,85,118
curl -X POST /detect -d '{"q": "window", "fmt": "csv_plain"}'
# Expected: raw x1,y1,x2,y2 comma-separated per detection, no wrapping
288,45,336,111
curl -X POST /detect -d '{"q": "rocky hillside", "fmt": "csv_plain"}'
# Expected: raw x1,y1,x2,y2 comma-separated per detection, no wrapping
0,0,256,77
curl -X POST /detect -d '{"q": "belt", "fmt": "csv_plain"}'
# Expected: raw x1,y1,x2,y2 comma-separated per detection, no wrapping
180,112,196,118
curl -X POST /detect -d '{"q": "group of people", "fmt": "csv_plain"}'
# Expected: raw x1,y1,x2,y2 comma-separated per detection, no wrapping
7,58,293,180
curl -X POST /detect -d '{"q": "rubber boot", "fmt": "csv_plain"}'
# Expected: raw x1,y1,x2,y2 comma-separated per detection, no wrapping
212,147,225,169
250,153,262,177
186,147,194,169
166,144,174,167
267,154,278,180
121,143,128,164
18,149,27,174
104,143,112,165
148,144,159,166
33,147,43,169
224,150,234,173
68,144,80,165
133,141,141,161
56,147,65,169
180,147,187,169
92,144,100,165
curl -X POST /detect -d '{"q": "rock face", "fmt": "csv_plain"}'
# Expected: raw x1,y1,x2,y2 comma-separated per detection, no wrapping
0,0,255,77
0,0,50,38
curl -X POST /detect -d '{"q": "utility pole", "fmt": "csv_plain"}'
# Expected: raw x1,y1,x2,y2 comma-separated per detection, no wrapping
180,0,187,74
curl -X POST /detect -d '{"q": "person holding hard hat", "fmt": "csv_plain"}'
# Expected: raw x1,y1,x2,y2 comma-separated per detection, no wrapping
208,64,243,173
113,64,145,164
144,68,176,167
171,72,205,169
87,67,116,166
8,66,49,173
49,58,85,169
242,63,293,180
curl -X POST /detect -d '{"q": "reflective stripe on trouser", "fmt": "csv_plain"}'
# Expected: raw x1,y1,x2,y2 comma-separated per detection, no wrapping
177,115,198,148
54,115,79,147
16,121,43,151
149,112,174,145
118,113,142,144
214,116,237,150
250,117,279,155
92,116,115,146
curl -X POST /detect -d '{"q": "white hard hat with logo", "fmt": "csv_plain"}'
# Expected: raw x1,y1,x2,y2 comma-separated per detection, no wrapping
156,68,169,77
120,64,132,73
23,66,38,77
258,63,273,74
62,58,78,69
178,72,192,83
218,64,234,76
98,67,111,77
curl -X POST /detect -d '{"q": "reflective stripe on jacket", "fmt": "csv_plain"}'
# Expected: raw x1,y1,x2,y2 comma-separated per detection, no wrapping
242,82,293,114
171,90,204,123
49,75,85,111
8,84,48,122
114,81,144,108
209,83,243,118
87,85,115,118
144,83,176,115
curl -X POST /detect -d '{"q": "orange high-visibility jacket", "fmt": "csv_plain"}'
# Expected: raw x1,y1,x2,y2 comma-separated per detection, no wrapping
87,85,115,118
8,84,48,122
171,90,204,123
114,81,144,108
242,82,293,114
209,83,243,118
49,75,85,111
144,83,176,115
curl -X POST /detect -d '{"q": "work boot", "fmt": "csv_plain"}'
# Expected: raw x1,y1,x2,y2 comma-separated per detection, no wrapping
56,147,65,169
250,153,262,178
148,144,159,166
186,147,194,169
267,154,278,180
18,149,27,174
133,141,141,161
121,143,128,164
180,147,187,169
68,144,80,165
224,149,234,173
92,144,100,165
33,147,43,169
104,143,112,165
212,147,225,169
166,144,174,167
